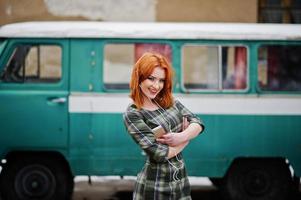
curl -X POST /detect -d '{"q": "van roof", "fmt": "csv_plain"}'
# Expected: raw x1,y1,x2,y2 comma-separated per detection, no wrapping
0,21,300,40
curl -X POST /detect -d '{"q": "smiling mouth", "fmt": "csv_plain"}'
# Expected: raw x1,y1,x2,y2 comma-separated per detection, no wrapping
149,89,158,94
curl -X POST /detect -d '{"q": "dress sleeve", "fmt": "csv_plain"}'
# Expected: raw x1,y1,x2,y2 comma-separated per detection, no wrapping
175,100,205,133
123,110,169,163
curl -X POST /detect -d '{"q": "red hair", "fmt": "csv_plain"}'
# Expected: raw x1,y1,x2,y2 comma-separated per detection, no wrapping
130,52,174,109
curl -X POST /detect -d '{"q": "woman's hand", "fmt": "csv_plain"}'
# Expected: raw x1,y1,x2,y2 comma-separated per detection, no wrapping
166,140,189,159
156,132,188,147
157,117,189,146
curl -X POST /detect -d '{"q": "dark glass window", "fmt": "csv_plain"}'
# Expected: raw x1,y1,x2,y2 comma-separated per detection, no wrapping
259,0,301,23
258,45,301,91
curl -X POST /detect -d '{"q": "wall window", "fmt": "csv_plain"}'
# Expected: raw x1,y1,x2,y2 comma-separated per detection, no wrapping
182,45,247,91
258,45,301,91
0,44,62,83
103,43,172,90
259,0,301,23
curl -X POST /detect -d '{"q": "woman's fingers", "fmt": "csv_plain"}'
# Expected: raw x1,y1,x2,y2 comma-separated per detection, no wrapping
156,133,184,146
156,133,172,144
182,117,189,131
156,138,166,144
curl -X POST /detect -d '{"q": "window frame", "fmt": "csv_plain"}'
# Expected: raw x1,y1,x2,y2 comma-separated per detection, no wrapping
3,44,62,83
180,43,250,94
0,39,67,90
101,39,174,92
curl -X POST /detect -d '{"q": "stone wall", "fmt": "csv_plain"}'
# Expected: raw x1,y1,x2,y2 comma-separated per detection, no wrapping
0,0,257,25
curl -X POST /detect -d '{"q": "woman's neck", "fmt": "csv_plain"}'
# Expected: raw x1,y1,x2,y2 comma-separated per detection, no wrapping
142,97,159,111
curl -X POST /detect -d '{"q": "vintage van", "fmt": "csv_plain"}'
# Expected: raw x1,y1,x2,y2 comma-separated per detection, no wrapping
0,22,300,200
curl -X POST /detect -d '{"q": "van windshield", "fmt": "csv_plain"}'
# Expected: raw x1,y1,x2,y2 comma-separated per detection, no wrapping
0,39,7,57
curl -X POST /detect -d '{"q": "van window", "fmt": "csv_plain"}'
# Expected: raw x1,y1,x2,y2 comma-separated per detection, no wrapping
103,43,172,90
258,45,301,91
0,44,62,83
182,45,247,91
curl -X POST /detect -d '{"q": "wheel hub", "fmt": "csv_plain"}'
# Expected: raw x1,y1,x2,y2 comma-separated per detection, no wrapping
243,169,270,196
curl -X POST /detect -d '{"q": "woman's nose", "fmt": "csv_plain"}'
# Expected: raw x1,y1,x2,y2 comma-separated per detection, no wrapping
152,81,160,89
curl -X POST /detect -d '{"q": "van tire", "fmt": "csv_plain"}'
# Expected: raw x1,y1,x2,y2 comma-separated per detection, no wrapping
221,158,292,200
0,154,73,200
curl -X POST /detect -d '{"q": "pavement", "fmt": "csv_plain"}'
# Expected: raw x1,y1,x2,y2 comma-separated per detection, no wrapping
72,176,301,200
72,176,218,200
0,175,299,200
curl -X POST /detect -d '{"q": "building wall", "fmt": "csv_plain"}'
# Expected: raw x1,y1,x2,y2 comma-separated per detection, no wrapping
156,0,258,22
0,0,257,26
0,0,156,25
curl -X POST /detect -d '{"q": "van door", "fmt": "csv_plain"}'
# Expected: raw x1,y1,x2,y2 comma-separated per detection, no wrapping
0,39,69,150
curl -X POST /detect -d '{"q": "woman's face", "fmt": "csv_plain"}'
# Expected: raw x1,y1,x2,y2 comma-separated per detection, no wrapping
140,67,166,100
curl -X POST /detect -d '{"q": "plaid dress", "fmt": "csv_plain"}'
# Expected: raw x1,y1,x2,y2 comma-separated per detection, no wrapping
123,99,204,200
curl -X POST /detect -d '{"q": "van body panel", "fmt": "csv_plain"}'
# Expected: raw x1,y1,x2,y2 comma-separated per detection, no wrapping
70,39,103,92
68,95,301,177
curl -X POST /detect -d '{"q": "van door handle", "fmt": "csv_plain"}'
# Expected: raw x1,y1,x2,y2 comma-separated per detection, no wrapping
48,97,67,104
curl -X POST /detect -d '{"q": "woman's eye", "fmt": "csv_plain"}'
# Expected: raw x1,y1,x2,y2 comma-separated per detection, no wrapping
160,79,165,83
148,76,155,81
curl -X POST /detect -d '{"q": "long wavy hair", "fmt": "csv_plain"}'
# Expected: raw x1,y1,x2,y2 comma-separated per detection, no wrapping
130,52,174,109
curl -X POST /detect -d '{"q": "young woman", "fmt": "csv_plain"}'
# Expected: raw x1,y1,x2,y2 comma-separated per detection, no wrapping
123,52,204,200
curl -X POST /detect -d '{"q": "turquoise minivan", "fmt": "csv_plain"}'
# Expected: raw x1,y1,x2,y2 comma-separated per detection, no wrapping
0,22,300,200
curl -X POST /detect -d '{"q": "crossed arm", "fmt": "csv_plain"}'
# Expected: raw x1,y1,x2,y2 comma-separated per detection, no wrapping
124,107,204,162
157,120,203,159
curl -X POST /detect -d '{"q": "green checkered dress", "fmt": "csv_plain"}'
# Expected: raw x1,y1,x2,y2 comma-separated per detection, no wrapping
123,99,204,200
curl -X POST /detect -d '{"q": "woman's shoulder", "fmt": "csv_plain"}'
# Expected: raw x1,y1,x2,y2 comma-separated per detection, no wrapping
123,103,142,118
